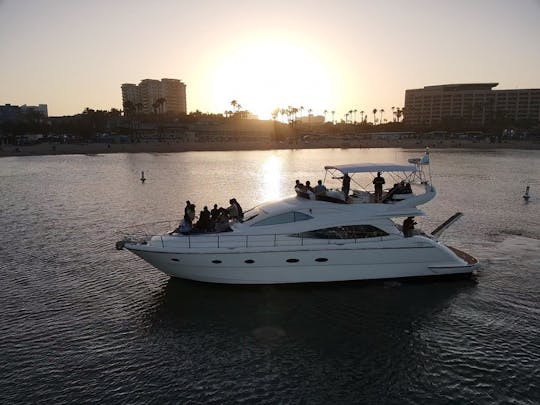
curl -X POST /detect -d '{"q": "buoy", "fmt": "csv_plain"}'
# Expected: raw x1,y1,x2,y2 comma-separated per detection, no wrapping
523,186,530,200
140,171,146,183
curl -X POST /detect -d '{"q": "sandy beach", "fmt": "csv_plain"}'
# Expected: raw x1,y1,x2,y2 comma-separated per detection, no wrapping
1,137,538,158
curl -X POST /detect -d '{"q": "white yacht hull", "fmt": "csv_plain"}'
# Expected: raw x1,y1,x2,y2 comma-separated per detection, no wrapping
125,237,476,284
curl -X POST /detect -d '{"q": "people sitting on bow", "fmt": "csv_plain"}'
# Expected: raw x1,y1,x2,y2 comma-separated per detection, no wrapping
171,213,192,235
195,206,212,232
215,208,232,232
210,204,220,223
227,198,244,221
232,198,243,221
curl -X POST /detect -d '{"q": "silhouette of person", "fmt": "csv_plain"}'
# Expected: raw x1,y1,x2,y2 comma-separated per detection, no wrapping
342,173,351,198
313,180,327,196
402,216,417,237
373,172,385,202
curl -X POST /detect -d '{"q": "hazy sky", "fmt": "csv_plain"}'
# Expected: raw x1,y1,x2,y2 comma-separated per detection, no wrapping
1,0,539,118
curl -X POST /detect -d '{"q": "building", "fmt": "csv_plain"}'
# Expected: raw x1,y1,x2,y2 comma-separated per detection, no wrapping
121,78,187,115
0,103,48,122
404,83,540,127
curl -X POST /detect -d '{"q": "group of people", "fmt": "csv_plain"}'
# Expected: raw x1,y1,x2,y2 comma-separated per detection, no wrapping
174,198,244,235
294,171,414,206
295,179,328,197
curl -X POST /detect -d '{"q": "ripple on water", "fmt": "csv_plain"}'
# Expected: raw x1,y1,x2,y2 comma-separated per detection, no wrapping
0,150,539,404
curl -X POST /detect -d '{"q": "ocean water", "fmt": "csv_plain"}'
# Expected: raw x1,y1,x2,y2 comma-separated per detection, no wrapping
0,148,538,404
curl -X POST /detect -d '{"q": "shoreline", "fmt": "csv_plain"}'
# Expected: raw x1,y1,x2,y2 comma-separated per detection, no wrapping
1,139,538,157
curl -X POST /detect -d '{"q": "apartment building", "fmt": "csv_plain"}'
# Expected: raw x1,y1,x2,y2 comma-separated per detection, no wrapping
404,83,540,127
121,78,187,115
0,103,48,121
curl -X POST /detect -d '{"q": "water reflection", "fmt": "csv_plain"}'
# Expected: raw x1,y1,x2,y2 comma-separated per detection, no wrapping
142,277,476,350
259,155,283,202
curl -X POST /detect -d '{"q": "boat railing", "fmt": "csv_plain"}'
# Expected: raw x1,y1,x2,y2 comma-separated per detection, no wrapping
117,219,180,245
120,224,392,249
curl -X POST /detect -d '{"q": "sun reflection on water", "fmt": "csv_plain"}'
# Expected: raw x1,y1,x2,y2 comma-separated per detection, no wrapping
259,155,283,202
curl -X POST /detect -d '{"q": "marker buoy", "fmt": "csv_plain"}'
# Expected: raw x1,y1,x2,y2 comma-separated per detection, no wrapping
523,186,530,200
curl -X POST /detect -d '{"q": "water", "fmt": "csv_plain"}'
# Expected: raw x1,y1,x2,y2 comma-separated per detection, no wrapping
0,148,539,404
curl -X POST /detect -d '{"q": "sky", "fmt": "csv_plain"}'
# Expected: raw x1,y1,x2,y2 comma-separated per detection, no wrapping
1,0,540,119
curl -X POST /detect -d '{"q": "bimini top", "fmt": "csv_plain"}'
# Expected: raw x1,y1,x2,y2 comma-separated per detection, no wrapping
324,163,417,174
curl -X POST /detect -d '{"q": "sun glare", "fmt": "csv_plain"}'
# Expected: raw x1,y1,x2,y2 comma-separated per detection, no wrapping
258,155,283,202
210,40,334,119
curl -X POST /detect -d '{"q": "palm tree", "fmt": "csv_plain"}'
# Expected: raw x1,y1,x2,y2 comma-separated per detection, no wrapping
122,100,135,116
392,106,395,122
156,97,166,114
353,109,357,124
331,110,335,124
323,109,328,122
380,109,385,125
231,100,242,112
291,107,299,122
372,108,378,124
360,110,364,123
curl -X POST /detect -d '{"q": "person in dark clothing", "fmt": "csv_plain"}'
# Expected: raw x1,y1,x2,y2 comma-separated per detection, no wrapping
313,179,327,196
402,216,417,237
373,172,385,202
231,198,243,221
210,204,220,222
196,206,212,231
341,173,351,198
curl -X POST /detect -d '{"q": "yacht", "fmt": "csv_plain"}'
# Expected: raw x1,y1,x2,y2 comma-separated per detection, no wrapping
116,152,478,284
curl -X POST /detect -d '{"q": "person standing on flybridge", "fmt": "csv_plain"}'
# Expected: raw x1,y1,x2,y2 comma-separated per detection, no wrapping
373,172,385,202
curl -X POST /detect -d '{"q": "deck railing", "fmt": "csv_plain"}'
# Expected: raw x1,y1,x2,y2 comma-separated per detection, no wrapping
118,220,391,250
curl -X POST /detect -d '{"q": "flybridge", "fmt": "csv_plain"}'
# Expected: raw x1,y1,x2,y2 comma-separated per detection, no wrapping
324,163,417,174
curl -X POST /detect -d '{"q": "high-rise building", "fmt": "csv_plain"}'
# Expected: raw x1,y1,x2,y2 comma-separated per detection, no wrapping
121,78,187,115
404,83,540,127
161,78,187,114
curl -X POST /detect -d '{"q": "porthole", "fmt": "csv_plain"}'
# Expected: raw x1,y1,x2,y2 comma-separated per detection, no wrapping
286,258,299,263
171,258,179,262
315,258,328,262
212,260,222,264
245,259,255,264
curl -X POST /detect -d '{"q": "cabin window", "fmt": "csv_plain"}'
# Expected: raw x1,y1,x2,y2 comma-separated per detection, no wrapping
245,259,255,264
252,211,313,227
294,225,388,239
212,260,222,264
286,258,299,263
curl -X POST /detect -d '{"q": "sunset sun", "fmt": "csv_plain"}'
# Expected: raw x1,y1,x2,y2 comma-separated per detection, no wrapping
210,39,335,119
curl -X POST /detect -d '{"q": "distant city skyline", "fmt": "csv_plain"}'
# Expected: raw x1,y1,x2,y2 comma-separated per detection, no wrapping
1,0,539,118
